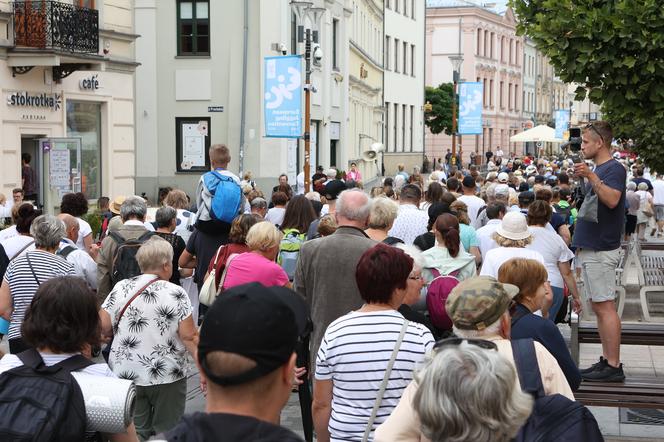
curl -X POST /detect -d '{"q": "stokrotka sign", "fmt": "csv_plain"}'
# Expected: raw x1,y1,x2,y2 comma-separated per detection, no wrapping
6,91,62,110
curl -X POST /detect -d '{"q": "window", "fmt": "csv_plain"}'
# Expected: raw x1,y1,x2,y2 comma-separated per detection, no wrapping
403,41,408,75
477,29,482,55
490,33,495,59
333,19,339,70
175,117,211,172
410,44,415,77
402,104,407,151
394,38,399,72
508,83,513,110
410,105,414,152
393,103,399,150
67,101,101,199
385,36,391,71
489,79,494,107
514,85,519,111
411,0,415,19
500,37,505,62
483,78,488,108
77,0,95,8
385,102,390,151
484,31,489,57
177,0,210,55
499,81,504,108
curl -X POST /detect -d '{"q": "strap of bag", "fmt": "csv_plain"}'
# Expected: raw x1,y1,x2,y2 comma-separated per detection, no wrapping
17,348,93,374
114,277,159,332
511,338,545,399
12,239,35,260
210,245,225,272
25,252,41,286
361,319,410,442
216,253,239,294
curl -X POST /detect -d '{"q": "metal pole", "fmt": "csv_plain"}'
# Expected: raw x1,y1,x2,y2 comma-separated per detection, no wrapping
238,0,249,176
451,79,457,166
304,29,312,193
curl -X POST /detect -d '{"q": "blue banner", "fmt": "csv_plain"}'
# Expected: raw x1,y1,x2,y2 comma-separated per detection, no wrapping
264,55,303,138
458,82,483,135
554,110,569,139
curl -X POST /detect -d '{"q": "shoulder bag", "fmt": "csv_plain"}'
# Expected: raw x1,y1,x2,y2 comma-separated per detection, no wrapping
361,319,410,442
199,245,225,306
200,253,239,307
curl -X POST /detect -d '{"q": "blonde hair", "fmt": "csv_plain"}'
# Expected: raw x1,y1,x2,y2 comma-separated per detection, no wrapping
209,144,231,165
164,189,189,210
450,200,470,225
246,221,283,252
368,196,399,230
318,214,337,237
137,236,173,272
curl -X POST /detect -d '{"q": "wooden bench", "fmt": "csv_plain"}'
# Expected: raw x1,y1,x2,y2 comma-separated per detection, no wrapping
576,377,664,409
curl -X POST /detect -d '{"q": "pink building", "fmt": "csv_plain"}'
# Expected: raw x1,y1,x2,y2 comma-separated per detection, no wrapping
425,3,525,165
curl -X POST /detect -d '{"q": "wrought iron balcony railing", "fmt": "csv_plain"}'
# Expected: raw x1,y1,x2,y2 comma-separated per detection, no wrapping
13,0,99,54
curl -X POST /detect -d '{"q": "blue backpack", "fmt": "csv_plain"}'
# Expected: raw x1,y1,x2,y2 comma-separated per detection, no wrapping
512,339,603,442
204,171,242,224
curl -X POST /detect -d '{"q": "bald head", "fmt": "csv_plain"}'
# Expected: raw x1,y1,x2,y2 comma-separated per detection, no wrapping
57,213,79,242
335,189,371,229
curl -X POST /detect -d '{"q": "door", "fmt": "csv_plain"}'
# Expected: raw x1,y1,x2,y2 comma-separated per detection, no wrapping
38,138,82,214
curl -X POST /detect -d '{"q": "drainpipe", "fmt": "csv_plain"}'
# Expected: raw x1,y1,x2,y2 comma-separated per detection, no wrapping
238,0,249,175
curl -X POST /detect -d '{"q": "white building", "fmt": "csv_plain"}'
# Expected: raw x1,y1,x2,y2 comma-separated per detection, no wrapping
383,0,425,175
134,0,351,199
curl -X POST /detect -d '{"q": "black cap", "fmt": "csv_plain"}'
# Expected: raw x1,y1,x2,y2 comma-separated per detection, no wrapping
462,175,476,189
518,182,530,192
324,179,346,200
198,283,308,386
518,190,535,204
534,175,546,184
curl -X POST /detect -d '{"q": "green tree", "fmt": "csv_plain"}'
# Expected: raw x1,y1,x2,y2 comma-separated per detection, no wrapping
510,0,664,171
424,83,454,136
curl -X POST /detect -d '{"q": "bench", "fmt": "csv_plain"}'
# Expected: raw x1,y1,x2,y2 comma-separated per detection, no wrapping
631,240,664,321
576,377,664,409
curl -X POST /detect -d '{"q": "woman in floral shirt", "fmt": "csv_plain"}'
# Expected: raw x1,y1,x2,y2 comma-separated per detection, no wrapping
100,236,198,441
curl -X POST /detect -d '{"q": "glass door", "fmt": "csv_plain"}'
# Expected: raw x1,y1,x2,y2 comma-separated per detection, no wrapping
38,138,82,214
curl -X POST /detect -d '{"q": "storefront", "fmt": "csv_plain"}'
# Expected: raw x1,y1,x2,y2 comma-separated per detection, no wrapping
0,67,136,214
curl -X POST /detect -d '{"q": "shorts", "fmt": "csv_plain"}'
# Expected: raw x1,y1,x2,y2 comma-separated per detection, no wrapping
655,204,664,221
577,248,621,303
625,214,637,235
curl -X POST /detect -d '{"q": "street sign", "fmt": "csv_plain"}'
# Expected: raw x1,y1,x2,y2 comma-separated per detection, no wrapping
208,106,224,112
458,82,483,135
264,55,303,138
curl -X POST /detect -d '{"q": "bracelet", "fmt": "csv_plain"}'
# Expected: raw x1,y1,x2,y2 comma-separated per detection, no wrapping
592,179,603,190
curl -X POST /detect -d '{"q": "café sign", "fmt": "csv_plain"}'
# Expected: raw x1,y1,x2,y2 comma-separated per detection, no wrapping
79,74,100,91
7,91,62,110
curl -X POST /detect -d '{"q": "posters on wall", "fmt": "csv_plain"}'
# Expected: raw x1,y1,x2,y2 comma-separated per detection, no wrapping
264,55,303,138
458,82,484,135
181,122,207,169
555,110,570,140
49,149,71,189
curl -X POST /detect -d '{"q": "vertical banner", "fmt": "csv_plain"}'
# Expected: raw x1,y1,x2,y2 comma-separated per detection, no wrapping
458,82,483,135
554,110,569,139
264,55,303,138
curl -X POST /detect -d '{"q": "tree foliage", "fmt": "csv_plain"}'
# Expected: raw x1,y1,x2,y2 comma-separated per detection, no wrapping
510,0,664,171
425,83,454,136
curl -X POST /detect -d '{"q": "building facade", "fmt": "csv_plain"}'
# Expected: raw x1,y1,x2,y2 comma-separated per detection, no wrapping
383,0,425,176
425,1,524,165
0,0,138,213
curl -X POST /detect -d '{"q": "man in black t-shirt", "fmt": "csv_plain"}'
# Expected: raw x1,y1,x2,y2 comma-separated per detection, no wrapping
162,283,307,442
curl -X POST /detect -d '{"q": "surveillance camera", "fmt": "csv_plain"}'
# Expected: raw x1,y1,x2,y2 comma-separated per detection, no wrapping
312,44,323,64
279,43,288,55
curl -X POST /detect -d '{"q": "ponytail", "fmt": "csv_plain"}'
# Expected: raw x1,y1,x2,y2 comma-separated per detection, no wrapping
443,227,461,257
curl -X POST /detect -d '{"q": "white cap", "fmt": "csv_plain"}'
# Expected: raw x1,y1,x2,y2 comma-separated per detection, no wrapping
494,184,510,196
497,172,509,183
526,165,537,175
496,211,531,241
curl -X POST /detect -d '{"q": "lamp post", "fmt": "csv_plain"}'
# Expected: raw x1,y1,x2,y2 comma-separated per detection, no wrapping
291,1,325,193
449,54,464,167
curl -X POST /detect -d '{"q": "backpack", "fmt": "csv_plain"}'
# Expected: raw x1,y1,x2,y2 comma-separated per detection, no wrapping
512,339,604,442
109,231,155,285
553,203,572,226
56,245,77,260
204,171,242,224
278,228,306,281
0,349,92,442
425,268,460,331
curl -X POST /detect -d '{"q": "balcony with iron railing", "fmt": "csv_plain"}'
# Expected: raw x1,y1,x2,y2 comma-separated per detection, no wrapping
12,0,99,54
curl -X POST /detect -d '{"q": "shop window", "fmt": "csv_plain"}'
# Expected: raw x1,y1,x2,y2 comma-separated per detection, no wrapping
177,0,210,56
66,101,101,200
77,0,95,8
175,117,211,172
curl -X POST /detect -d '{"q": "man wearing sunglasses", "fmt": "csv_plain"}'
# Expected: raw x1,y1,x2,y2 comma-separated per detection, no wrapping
571,121,627,382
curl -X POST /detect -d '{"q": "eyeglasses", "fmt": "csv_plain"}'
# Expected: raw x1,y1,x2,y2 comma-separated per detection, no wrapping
408,275,424,281
433,337,498,352
584,123,604,143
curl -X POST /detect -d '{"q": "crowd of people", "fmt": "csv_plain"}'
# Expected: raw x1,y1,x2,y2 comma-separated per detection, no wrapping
0,122,661,441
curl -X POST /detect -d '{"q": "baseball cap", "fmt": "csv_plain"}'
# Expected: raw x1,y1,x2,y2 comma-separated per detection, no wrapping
518,190,534,204
446,276,519,330
518,182,530,192
462,175,476,189
497,172,509,183
496,211,531,241
525,165,537,175
494,184,510,196
324,179,346,200
198,282,309,386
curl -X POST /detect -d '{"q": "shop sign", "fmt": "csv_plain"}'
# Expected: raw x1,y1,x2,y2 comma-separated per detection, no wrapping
79,74,100,91
7,91,62,110
208,106,224,112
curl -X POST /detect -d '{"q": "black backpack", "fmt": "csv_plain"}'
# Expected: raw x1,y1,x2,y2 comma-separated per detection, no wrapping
512,339,603,442
109,231,154,285
0,349,92,441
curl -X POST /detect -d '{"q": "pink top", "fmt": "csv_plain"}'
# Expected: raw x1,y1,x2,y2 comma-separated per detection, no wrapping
347,170,362,182
222,252,289,290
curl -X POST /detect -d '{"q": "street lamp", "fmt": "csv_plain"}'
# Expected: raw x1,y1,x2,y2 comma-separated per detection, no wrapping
290,1,325,193
449,54,464,167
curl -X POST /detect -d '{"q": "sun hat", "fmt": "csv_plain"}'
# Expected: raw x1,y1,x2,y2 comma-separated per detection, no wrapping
495,211,531,241
109,196,126,215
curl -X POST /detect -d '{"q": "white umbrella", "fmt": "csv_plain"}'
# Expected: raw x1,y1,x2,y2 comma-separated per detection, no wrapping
510,125,563,143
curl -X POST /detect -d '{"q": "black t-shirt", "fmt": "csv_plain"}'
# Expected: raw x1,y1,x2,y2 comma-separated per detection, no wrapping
162,412,304,442
155,232,186,285
632,177,653,191
186,228,229,288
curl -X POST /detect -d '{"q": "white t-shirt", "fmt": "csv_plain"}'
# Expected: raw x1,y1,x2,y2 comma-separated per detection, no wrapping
480,247,545,278
0,352,115,378
526,226,574,288
0,225,18,243
265,207,286,226
457,195,486,226
76,217,92,250
1,235,35,260
476,219,500,260
652,179,664,205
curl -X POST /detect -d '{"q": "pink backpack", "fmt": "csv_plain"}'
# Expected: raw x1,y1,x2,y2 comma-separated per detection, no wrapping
426,268,460,331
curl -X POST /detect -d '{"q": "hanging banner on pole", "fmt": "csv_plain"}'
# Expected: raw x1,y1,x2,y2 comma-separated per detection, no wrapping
458,82,483,135
554,109,569,140
264,55,303,138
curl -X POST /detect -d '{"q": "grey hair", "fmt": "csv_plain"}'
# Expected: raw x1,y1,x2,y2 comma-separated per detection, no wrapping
250,197,268,209
30,215,66,250
453,316,503,339
626,181,637,191
368,196,399,229
485,184,497,201
136,236,173,272
336,189,371,222
637,182,649,191
155,206,177,228
120,195,147,221
395,243,425,272
414,342,533,442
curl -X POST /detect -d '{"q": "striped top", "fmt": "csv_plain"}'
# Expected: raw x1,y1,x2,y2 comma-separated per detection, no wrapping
315,310,434,441
3,250,74,340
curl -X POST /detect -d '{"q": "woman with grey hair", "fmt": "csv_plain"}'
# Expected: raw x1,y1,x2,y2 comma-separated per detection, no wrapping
100,236,197,440
625,181,639,240
413,341,533,442
154,206,188,285
0,215,75,353
366,196,403,245
635,181,653,240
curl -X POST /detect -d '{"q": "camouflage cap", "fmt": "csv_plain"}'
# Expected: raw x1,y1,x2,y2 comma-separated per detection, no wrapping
445,276,519,331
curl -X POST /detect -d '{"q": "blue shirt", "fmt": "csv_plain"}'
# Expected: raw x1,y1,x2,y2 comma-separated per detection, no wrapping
572,159,626,251
511,304,581,391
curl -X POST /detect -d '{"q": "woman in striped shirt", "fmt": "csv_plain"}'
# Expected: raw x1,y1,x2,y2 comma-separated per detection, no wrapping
313,244,434,442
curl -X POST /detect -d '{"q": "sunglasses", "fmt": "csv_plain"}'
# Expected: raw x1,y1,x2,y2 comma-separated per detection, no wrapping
584,123,604,143
433,337,498,352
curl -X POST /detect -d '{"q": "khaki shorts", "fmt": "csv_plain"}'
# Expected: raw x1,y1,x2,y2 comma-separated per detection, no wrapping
577,248,621,303
655,204,664,221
